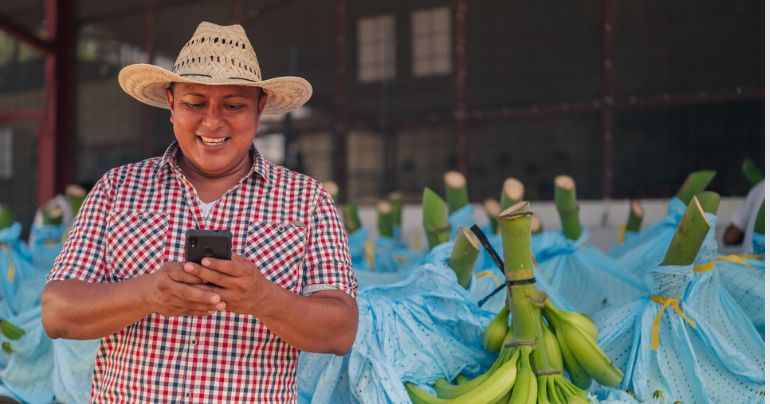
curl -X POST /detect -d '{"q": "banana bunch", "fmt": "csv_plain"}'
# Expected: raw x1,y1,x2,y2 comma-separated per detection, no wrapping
404,201,622,404
542,299,623,389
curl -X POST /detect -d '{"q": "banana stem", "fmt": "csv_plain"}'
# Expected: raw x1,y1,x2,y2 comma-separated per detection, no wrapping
65,184,87,217
662,192,720,265
376,201,393,237
449,228,481,288
423,187,450,249
554,175,582,241
388,191,403,228
498,201,534,279
626,199,644,233
0,205,14,230
344,202,362,233
675,170,716,204
42,205,64,226
500,177,524,211
741,158,763,186
444,171,469,215
483,198,501,234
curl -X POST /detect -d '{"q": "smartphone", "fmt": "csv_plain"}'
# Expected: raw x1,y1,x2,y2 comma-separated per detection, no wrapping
185,229,232,264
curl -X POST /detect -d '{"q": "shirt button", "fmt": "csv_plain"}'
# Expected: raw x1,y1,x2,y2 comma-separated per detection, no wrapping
185,392,191,398
277,225,285,233
191,338,197,345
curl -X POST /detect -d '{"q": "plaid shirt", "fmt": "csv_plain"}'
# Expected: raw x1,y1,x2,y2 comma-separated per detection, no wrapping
48,142,357,403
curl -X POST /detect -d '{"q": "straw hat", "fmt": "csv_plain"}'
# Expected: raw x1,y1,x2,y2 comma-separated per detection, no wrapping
118,21,312,115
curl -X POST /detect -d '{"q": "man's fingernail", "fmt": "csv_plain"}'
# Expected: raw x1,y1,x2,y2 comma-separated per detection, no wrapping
202,258,210,266
216,302,226,311
210,295,220,303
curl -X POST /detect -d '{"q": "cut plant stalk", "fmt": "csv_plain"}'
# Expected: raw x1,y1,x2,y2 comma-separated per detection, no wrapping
42,205,64,226
322,180,340,204
422,187,450,249
662,192,720,266
626,199,644,233
483,198,501,234
554,175,582,240
65,184,86,217
388,191,403,229
444,170,469,215
500,177,524,211
0,205,14,230
754,201,764,234
741,158,763,187
343,202,362,233
674,170,716,205
376,200,393,238
449,227,480,289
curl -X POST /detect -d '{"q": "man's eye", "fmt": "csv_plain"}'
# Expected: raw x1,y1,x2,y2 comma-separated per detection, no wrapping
226,104,245,111
183,102,204,109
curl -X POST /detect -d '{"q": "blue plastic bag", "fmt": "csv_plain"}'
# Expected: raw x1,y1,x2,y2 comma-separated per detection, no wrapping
0,223,47,317
752,232,764,254
51,338,99,404
0,307,54,404
28,224,65,273
448,205,476,240
594,222,764,403
534,229,645,314
612,197,687,280
297,246,496,404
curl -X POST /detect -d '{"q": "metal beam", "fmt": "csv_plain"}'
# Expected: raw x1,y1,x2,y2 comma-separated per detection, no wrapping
332,0,349,202
601,0,616,199
454,0,468,177
0,12,53,53
0,108,45,123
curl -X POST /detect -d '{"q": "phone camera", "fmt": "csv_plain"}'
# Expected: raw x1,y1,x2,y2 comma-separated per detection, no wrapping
190,237,198,248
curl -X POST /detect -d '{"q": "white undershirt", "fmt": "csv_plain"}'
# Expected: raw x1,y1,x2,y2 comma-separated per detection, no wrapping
198,198,217,221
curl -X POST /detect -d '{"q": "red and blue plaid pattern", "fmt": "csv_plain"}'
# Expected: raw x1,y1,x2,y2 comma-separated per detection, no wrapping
48,142,357,403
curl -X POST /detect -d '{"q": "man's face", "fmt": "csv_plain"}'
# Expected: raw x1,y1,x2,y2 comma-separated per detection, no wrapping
165,83,266,177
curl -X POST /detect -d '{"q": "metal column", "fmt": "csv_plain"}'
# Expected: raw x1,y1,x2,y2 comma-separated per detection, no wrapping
454,0,468,177
333,0,349,201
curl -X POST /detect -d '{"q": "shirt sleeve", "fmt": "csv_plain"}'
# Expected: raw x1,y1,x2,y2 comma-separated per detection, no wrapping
47,171,114,283
301,184,358,298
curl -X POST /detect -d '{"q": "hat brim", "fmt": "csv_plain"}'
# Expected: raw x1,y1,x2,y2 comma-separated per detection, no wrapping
118,64,312,115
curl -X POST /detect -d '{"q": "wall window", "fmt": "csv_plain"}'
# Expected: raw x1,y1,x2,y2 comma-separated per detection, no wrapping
357,15,396,82
412,7,452,76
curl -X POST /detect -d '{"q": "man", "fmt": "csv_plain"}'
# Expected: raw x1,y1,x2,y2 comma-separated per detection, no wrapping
41,21,358,402
722,179,764,253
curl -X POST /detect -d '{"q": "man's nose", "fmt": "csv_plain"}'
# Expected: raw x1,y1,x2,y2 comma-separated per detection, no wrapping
201,105,224,128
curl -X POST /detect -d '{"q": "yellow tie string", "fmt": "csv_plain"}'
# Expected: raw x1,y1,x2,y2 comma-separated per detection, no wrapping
617,223,627,244
1,245,14,282
650,295,697,350
693,262,714,272
364,240,375,272
714,254,763,270
475,270,502,286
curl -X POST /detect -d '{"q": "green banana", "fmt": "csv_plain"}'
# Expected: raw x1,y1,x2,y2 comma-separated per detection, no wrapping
542,320,564,372
508,346,537,404
547,376,566,404
552,322,592,389
536,376,552,404
0,320,25,340
555,377,589,403
543,299,597,341
557,318,622,387
483,306,510,352
434,348,510,398
1,342,11,354
454,374,469,384
407,350,519,404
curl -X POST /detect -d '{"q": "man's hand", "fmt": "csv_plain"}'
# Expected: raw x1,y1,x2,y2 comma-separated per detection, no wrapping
143,261,226,317
183,254,270,316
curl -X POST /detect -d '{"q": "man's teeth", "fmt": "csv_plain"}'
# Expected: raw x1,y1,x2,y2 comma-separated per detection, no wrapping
200,136,227,144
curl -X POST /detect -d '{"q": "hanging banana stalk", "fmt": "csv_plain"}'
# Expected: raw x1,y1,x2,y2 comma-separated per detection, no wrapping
500,177,524,212
422,188,450,249
388,191,404,230
444,171,469,215
344,202,362,234
377,200,394,238
65,184,87,218
674,170,716,205
448,227,480,289
755,201,764,234
483,198,501,234
554,175,582,241
662,192,719,266
0,205,14,230
42,205,64,226
626,199,644,233
741,158,763,187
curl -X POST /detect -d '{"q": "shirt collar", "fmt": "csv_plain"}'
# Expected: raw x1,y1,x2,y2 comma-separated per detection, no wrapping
155,141,269,182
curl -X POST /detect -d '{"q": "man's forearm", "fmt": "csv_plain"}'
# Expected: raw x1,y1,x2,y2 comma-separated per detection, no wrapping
253,285,358,355
42,278,152,340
